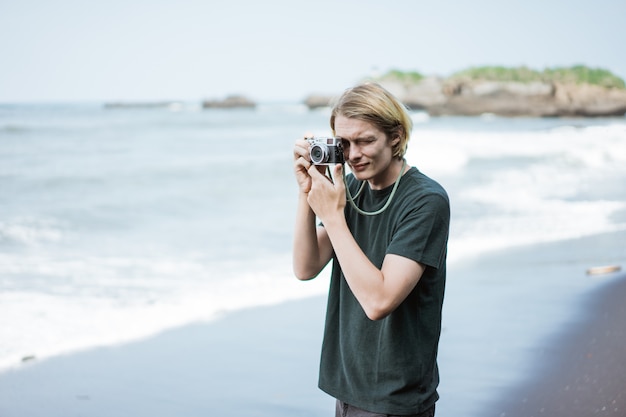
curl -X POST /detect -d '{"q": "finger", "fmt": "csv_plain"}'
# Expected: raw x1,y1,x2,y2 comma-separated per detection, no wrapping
296,137,310,147
297,156,311,170
333,164,345,191
294,142,308,158
295,139,314,161
332,163,343,180
308,163,324,178
311,165,335,186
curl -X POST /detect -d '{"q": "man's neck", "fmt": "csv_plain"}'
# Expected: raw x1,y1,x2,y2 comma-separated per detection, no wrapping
368,158,407,190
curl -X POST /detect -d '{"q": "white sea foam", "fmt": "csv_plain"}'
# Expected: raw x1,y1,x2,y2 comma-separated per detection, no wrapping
407,123,626,262
0,217,64,246
0,252,330,372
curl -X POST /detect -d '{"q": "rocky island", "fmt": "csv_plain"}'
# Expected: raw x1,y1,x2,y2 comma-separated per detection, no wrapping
202,94,256,109
306,66,626,117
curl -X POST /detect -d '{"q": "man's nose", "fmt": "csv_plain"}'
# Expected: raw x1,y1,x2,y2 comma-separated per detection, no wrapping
348,144,361,160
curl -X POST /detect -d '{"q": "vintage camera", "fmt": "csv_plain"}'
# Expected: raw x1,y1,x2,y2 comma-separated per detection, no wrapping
307,137,345,165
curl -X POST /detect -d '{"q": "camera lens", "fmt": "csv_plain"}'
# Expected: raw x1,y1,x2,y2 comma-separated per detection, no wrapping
310,144,328,164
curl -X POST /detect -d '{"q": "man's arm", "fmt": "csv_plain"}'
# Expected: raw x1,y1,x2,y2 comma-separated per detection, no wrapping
292,192,333,280
292,139,334,280
307,164,426,320
322,210,425,320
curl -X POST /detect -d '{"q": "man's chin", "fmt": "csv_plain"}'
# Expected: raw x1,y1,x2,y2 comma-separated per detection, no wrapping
350,171,370,182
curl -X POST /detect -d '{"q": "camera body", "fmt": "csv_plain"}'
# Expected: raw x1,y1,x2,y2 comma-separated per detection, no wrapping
307,136,345,165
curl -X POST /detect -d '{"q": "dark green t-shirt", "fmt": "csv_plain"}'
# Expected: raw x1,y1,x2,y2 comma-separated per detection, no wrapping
318,166,450,415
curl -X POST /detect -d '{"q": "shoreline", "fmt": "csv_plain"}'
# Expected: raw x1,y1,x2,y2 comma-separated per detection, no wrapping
0,296,334,417
0,229,624,417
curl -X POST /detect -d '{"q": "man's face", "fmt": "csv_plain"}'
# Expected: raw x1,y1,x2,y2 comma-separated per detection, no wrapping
334,115,397,190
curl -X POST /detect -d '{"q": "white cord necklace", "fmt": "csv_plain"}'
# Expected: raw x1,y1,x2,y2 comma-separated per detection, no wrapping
342,159,407,216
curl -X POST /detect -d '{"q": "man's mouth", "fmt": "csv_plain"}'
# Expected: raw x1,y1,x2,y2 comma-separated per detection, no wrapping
350,162,368,172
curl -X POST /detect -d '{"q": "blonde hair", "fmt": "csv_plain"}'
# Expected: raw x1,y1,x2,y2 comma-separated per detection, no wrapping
330,82,413,159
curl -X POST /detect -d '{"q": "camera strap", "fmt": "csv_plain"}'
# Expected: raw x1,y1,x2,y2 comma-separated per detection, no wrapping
342,159,407,216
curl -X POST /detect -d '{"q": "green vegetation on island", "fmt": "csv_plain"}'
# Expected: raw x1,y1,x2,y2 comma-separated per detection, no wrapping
375,65,625,89
448,65,625,89
376,69,425,84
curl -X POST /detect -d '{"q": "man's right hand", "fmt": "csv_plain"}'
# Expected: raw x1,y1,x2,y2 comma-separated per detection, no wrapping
293,137,326,194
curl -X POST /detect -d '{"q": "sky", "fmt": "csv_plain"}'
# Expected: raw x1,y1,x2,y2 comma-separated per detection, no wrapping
1,0,625,103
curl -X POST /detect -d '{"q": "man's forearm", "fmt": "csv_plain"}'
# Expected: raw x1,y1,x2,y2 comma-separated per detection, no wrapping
322,214,386,315
293,193,326,280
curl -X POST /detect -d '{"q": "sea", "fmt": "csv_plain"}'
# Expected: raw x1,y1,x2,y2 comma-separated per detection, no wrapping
1,102,626,397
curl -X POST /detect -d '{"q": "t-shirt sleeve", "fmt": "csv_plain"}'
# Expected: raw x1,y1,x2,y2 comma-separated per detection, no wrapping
387,192,450,269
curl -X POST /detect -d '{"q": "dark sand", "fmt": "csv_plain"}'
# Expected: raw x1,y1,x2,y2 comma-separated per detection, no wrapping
437,230,626,417
489,271,626,417
0,296,334,417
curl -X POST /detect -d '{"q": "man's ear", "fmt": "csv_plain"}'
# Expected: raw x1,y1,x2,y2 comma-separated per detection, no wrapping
390,130,403,146
392,126,405,144
390,129,404,157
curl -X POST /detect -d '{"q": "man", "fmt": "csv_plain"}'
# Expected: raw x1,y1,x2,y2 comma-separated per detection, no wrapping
292,83,450,417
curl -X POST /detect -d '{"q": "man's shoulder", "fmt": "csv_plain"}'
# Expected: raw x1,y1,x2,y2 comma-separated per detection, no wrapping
404,167,449,202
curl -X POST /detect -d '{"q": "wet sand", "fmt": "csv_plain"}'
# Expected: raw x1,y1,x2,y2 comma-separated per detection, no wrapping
489,270,626,417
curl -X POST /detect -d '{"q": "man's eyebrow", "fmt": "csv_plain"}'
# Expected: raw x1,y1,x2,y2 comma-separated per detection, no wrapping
337,135,376,141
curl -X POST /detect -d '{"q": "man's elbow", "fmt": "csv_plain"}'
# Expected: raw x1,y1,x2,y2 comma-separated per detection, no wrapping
363,301,394,321
293,266,319,281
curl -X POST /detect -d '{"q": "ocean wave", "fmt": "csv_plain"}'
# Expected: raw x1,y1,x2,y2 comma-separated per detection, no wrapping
0,217,64,247
408,122,626,177
408,122,626,264
0,252,328,373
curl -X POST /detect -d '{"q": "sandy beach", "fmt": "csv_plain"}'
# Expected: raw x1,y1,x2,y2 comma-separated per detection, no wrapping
0,229,624,417
0,295,334,417
489,270,626,417
438,228,626,417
